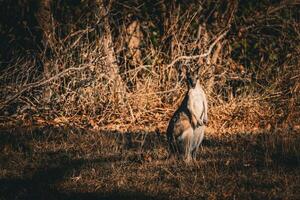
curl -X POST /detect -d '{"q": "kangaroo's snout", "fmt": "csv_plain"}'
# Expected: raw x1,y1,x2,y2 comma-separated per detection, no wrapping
187,75,198,89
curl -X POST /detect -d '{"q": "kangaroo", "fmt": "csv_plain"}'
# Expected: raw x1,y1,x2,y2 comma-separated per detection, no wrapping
187,72,208,159
167,70,208,162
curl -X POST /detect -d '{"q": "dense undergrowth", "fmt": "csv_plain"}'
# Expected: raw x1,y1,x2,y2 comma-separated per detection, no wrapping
0,0,298,133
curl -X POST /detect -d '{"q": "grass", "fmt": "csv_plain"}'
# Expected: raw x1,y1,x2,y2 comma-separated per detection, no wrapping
0,126,299,200
0,1,299,199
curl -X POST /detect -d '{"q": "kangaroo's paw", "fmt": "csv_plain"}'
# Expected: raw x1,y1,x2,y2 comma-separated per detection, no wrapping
197,120,204,126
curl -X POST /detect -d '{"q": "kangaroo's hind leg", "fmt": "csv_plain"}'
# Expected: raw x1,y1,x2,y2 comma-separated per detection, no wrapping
192,126,205,160
178,127,194,163
168,136,180,159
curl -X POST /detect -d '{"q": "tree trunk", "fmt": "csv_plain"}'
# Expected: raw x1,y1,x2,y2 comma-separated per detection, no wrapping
36,0,55,49
157,0,178,60
36,0,55,102
96,0,126,103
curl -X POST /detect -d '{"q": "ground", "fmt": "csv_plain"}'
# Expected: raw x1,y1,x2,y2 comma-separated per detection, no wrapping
0,126,299,199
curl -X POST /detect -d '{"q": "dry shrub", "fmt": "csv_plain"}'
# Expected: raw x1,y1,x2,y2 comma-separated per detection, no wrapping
0,1,299,134
209,95,273,134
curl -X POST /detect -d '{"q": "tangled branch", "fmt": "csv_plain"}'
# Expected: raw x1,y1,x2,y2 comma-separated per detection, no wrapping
167,29,229,68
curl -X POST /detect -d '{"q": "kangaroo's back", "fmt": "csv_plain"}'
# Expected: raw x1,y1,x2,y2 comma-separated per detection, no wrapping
166,91,194,158
166,93,190,136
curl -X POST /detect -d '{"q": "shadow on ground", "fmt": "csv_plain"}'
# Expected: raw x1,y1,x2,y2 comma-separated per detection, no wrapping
0,126,299,199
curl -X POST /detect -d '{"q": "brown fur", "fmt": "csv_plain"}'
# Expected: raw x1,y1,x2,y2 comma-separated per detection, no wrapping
172,113,191,138
166,93,193,159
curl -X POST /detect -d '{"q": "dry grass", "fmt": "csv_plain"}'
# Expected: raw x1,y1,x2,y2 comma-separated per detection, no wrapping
1,16,299,135
0,1,298,133
0,126,299,199
0,1,299,199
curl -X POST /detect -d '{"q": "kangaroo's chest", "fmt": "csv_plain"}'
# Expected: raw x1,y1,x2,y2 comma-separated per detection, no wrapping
188,87,204,118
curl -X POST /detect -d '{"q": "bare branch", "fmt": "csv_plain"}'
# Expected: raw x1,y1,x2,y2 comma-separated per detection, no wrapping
167,29,229,68
0,65,92,111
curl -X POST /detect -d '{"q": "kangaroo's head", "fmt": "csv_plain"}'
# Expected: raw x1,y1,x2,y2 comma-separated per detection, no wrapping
186,70,199,89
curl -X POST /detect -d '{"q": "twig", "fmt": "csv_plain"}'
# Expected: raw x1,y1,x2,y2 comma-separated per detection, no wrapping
0,64,92,111
167,29,229,68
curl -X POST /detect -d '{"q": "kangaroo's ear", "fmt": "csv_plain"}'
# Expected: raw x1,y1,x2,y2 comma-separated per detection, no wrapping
186,69,193,88
196,78,200,86
196,65,201,77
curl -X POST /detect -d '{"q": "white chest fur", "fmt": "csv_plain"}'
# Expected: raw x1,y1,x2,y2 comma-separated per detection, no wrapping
187,82,208,125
